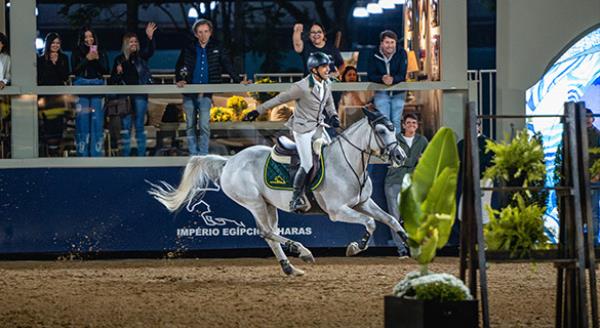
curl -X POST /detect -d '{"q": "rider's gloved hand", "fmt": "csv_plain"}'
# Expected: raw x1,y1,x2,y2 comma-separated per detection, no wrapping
243,110,260,121
329,115,340,128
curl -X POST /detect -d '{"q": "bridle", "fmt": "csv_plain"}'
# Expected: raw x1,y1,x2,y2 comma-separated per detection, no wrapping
336,117,399,201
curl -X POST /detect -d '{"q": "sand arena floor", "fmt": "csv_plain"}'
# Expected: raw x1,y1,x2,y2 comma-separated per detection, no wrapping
0,256,595,327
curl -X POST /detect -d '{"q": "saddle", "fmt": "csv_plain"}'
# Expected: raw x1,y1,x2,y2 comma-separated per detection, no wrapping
264,136,326,214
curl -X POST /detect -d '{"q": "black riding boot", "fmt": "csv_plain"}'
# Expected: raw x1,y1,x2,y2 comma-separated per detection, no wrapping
290,168,308,212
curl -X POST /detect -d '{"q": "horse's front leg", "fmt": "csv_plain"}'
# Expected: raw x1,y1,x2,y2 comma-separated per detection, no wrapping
354,198,409,249
328,205,377,256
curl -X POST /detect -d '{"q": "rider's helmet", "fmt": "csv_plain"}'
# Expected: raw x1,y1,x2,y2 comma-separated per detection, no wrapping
307,52,332,71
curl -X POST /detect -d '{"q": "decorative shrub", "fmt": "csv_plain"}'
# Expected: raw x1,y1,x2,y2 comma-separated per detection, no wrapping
485,193,549,257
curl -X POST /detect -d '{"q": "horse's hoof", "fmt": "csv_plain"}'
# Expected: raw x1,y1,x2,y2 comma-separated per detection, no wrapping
300,252,315,264
279,259,305,276
346,242,361,256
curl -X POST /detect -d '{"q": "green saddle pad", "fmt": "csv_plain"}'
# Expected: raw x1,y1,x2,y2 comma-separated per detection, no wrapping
264,152,325,191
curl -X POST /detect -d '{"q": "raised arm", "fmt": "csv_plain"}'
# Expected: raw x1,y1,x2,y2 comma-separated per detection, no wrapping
256,83,303,115
292,23,304,54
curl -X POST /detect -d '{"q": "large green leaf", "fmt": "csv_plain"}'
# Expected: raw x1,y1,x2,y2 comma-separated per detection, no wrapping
399,127,461,265
410,128,459,204
421,167,458,247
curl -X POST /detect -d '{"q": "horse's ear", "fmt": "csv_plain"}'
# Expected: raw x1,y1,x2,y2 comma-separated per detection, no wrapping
362,106,380,122
362,107,375,120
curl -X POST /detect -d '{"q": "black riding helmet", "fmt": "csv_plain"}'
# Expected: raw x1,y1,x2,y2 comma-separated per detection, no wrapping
307,52,333,71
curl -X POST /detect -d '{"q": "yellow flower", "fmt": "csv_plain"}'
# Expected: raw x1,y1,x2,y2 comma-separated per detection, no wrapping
210,107,236,122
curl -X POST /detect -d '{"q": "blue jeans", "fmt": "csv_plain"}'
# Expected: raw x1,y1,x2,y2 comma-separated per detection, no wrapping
121,95,148,156
374,91,406,133
384,182,408,255
183,94,212,155
73,78,105,157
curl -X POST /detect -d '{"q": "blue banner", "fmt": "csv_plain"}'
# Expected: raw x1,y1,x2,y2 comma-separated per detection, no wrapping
0,164,397,254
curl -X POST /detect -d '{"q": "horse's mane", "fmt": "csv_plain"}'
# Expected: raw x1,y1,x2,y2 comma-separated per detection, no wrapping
330,117,369,145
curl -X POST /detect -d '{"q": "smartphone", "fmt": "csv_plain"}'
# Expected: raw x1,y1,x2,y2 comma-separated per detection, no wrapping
90,45,97,53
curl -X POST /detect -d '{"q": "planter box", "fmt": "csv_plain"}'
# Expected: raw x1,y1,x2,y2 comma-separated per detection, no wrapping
384,296,478,328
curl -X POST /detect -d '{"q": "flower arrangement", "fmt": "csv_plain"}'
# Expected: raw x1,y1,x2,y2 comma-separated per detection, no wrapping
393,271,472,302
226,95,248,118
210,107,235,122
248,77,278,104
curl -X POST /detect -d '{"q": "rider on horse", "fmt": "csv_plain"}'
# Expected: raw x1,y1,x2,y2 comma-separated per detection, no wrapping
244,52,340,212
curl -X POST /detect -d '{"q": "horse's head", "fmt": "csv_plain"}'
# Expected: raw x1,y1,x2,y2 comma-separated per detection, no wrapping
362,107,406,167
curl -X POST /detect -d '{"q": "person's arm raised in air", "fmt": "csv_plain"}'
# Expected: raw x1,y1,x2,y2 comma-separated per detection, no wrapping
292,23,304,54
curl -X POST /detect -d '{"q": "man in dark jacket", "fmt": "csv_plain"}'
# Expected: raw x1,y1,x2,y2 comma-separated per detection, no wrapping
384,113,428,256
175,19,244,155
367,30,408,133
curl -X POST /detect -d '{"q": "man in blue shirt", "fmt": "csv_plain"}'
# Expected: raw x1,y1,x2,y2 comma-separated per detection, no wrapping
175,19,245,155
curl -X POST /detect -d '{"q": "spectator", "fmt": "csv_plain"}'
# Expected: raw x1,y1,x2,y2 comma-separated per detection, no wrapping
587,108,600,245
338,66,373,128
109,22,157,157
367,30,408,133
71,27,109,157
0,32,10,90
384,113,428,256
175,18,246,155
293,22,344,78
37,33,69,86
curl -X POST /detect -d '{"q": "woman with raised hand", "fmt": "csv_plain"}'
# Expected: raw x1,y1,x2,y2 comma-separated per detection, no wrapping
293,22,344,79
109,22,157,157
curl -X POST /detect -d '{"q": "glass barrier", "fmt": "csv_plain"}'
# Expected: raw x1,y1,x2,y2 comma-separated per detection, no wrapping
32,86,445,158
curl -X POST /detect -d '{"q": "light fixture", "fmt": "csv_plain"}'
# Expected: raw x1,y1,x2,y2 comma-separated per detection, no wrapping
210,1,217,10
378,0,396,9
35,7,38,16
353,2,369,18
367,3,383,14
199,2,206,14
187,7,199,18
6,2,10,8
35,37,44,50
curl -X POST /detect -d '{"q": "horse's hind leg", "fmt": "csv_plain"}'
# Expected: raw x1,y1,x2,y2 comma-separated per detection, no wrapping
246,203,306,276
327,205,377,256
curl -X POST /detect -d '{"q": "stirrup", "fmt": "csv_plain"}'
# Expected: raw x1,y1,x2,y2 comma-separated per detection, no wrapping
289,196,306,212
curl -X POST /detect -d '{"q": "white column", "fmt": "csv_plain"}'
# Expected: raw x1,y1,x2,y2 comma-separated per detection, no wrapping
9,0,38,158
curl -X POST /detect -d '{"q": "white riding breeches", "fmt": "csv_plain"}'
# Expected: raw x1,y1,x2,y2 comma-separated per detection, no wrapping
293,130,317,172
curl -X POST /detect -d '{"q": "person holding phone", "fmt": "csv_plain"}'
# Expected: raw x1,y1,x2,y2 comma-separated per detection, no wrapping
71,27,109,157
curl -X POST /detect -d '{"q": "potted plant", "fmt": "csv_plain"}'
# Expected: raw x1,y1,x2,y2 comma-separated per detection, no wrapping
482,129,551,258
385,127,478,328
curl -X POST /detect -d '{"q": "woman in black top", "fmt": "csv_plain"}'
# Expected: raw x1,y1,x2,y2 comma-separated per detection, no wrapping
37,33,69,86
70,27,109,157
109,22,157,157
292,22,344,78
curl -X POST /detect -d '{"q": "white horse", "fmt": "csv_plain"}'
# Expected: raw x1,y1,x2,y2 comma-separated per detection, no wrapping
149,108,408,276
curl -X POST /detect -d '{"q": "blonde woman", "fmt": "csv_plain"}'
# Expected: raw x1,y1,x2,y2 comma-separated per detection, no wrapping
109,22,157,156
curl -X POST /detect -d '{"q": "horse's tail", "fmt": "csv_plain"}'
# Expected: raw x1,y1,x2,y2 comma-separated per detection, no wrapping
147,155,228,212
